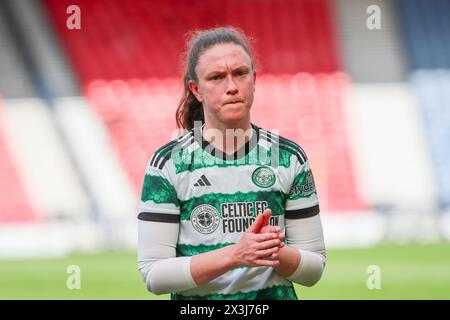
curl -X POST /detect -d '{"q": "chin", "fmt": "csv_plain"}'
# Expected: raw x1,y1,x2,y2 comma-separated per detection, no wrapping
224,103,247,113
217,102,251,123
221,112,248,124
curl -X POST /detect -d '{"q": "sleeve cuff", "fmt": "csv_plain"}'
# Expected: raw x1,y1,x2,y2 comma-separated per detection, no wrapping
286,249,326,287
183,256,198,289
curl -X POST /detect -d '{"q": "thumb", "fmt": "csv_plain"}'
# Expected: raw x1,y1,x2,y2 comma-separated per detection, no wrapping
247,211,266,233
248,209,272,233
261,208,272,229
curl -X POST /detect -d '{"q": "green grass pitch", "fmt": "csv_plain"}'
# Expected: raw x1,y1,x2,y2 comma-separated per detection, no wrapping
1,243,449,299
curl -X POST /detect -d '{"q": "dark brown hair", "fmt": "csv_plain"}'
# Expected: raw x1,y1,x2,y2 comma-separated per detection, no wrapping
175,27,255,130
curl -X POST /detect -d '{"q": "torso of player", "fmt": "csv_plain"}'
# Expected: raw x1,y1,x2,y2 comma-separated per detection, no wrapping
176,163,289,253
169,125,297,256
142,124,310,298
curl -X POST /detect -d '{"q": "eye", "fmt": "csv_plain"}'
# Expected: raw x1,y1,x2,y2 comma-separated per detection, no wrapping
235,69,248,77
210,74,223,81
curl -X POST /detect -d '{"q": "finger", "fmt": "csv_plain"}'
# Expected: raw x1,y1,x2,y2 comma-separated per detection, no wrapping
261,209,271,227
246,212,265,233
264,252,278,260
255,209,272,233
256,246,280,258
264,226,281,234
254,232,279,242
254,259,280,267
256,238,281,250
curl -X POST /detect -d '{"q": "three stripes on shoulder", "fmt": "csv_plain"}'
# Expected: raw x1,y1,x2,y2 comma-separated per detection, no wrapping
149,131,194,170
257,128,308,165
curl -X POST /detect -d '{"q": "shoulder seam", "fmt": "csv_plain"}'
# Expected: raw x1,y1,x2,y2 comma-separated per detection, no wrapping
258,129,307,164
150,131,194,169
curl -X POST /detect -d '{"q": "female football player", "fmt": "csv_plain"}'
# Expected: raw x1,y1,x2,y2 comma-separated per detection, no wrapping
137,27,326,300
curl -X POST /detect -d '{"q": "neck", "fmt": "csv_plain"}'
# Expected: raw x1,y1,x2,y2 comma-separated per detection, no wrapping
202,119,253,154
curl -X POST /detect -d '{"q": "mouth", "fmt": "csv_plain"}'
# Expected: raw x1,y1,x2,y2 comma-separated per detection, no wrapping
224,100,243,105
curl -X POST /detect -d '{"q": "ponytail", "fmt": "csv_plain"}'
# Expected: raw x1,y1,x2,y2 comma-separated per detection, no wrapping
176,74,204,130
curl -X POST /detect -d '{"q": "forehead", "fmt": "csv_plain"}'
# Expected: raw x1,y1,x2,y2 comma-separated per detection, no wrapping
196,43,252,74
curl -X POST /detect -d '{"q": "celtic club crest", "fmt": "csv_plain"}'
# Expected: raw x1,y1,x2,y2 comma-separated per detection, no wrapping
191,204,220,234
252,166,276,188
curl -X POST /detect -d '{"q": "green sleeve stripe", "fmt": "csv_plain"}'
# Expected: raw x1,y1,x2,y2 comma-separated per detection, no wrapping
288,169,317,200
140,174,179,206
292,169,306,186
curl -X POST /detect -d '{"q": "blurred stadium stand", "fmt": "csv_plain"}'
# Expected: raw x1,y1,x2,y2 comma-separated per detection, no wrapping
0,98,36,222
0,0,449,257
53,96,137,247
44,0,340,80
42,0,382,248
396,0,450,212
333,0,408,82
396,0,450,70
2,98,90,219
7,0,80,98
395,0,450,239
411,71,450,210
0,4,36,98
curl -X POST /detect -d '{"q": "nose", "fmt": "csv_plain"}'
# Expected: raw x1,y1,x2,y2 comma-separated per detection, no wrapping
225,75,238,95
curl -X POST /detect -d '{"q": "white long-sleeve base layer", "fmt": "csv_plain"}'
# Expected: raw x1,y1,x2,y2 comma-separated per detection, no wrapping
138,214,326,295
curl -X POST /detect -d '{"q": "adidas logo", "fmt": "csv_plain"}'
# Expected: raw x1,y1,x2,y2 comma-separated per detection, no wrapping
194,174,211,187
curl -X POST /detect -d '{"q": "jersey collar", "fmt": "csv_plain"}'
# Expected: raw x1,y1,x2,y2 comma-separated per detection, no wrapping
193,123,260,161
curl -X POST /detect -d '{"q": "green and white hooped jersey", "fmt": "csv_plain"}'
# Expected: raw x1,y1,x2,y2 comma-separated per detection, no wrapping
138,123,320,300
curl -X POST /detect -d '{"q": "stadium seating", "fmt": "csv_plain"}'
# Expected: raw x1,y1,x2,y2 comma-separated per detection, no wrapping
396,0,450,209
3,98,91,221
3,0,448,252
85,78,182,192
85,73,366,212
333,0,408,82
44,0,339,82
396,0,450,70
42,0,368,212
252,72,366,211
411,70,450,209
0,98,36,222
345,83,437,210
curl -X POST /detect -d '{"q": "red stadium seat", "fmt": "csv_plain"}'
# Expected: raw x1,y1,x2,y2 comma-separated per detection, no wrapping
44,0,340,82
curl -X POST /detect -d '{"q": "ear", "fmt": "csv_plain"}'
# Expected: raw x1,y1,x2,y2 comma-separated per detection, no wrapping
253,71,256,91
188,80,203,103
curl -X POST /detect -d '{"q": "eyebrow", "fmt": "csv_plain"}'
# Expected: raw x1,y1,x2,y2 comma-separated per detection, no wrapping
205,65,250,78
